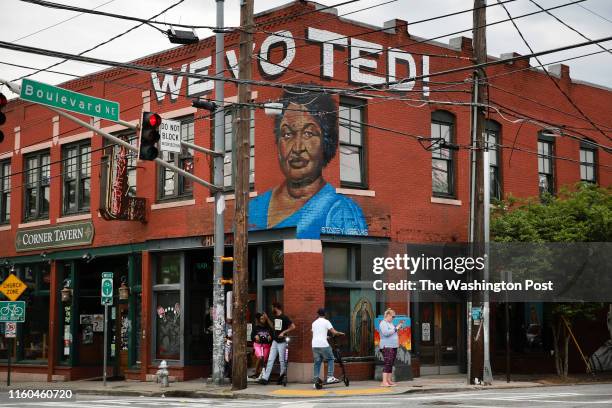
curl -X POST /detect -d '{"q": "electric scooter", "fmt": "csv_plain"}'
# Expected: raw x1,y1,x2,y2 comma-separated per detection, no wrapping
314,334,350,389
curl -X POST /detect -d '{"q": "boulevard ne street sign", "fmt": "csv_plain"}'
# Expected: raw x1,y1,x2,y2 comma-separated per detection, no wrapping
20,78,120,122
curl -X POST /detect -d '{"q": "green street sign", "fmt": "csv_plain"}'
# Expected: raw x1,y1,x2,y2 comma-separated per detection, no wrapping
20,78,120,122
0,301,26,322
101,272,113,305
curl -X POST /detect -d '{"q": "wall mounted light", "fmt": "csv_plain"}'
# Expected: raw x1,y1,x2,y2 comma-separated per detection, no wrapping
119,276,130,301
61,278,72,303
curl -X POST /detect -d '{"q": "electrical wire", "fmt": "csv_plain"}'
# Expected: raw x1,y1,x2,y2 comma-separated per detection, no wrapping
10,0,188,83
577,3,612,25
2,32,610,100
19,0,219,31
261,0,587,87
494,0,612,142
12,0,117,43
527,0,611,56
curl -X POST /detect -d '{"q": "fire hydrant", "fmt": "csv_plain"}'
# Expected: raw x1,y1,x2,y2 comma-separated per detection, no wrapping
156,360,169,387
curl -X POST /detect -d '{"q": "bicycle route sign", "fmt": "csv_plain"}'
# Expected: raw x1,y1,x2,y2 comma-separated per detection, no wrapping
0,274,27,301
101,272,113,305
0,301,26,322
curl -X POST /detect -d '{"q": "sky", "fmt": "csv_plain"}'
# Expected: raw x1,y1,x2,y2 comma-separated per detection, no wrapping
0,0,611,100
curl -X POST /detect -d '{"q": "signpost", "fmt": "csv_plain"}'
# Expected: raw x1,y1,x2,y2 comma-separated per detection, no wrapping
159,118,181,153
20,78,120,122
1,274,27,387
0,274,27,301
101,272,113,386
0,301,26,322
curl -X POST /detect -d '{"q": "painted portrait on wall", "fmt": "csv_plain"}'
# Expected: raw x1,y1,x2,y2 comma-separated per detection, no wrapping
249,91,368,239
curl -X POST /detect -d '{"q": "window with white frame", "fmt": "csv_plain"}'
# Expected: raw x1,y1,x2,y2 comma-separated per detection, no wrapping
431,111,455,197
159,116,195,200
223,108,255,189
538,135,555,196
0,160,10,224
24,150,50,221
339,98,366,187
485,120,501,201
579,140,597,183
62,140,91,214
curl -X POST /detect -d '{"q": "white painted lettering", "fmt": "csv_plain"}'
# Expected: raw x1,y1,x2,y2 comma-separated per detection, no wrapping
187,57,213,97
307,27,347,79
259,31,296,77
388,48,417,91
350,38,385,85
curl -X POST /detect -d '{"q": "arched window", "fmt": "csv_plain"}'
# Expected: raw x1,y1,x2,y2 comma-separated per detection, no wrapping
485,120,501,200
537,132,555,196
431,110,455,197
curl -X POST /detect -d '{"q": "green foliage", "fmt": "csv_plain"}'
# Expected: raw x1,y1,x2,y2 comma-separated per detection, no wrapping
491,183,612,243
491,183,610,376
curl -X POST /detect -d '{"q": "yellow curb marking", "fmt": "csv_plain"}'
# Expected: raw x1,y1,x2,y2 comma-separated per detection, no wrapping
271,389,330,396
333,388,394,395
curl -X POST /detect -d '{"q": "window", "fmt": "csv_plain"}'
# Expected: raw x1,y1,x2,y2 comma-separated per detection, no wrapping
24,151,50,221
223,108,255,189
154,253,182,361
538,135,555,196
0,263,50,362
159,116,195,200
0,160,10,224
485,121,501,200
323,244,381,357
339,99,366,187
580,140,597,183
431,111,455,197
62,141,91,214
105,131,138,197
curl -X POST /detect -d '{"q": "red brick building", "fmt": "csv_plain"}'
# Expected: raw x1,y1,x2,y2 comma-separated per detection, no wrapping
0,1,610,382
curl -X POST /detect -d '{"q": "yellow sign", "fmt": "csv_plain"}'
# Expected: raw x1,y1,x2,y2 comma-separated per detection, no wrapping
0,274,27,301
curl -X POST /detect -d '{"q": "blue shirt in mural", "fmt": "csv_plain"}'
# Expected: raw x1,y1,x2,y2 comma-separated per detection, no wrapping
248,183,368,239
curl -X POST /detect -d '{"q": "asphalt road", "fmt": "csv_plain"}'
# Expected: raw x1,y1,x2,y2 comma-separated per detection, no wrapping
1,383,612,407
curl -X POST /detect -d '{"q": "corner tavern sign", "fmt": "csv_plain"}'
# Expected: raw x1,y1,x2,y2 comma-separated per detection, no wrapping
16,221,94,252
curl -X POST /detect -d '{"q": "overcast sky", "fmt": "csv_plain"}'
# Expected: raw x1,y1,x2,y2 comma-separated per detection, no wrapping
1,0,611,100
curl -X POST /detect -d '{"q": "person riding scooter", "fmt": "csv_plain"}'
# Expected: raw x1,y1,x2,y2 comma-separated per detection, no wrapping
312,308,344,385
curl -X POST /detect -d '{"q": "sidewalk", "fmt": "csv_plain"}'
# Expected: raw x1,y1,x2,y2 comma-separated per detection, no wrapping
0,374,548,399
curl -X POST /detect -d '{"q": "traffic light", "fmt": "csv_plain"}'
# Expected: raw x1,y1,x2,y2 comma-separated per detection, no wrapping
0,93,7,144
138,112,162,161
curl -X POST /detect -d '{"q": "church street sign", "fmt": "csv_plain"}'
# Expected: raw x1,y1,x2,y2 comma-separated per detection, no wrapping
15,221,94,252
20,78,120,122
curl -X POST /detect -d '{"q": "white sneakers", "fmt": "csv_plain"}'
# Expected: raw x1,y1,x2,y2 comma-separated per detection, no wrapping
326,376,339,383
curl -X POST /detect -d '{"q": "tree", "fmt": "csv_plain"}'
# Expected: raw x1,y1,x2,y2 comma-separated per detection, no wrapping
491,183,611,377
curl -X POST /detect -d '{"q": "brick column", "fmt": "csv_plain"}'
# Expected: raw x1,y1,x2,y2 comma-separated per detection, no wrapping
47,261,58,382
140,251,151,381
282,239,324,382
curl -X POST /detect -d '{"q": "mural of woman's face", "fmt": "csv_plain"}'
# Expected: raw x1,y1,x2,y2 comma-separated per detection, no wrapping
278,103,325,185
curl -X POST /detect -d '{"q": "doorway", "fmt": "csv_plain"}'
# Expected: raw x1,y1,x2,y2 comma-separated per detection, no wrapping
419,302,461,375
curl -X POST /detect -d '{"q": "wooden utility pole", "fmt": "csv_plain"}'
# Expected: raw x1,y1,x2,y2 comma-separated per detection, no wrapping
469,0,489,385
232,0,254,391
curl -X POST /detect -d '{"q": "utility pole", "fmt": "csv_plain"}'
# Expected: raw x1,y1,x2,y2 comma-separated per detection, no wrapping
232,0,254,390
469,0,492,386
212,0,227,385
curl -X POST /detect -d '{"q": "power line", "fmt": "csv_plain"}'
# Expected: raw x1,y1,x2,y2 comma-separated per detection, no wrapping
494,0,612,142
527,0,611,56
19,0,219,31
2,32,610,99
11,0,187,83
251,0,517,55
577,3,612,25
12,0,117,43
262,0,585,87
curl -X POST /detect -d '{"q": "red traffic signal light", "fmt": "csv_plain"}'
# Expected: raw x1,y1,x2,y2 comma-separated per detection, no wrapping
138,112,162,161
